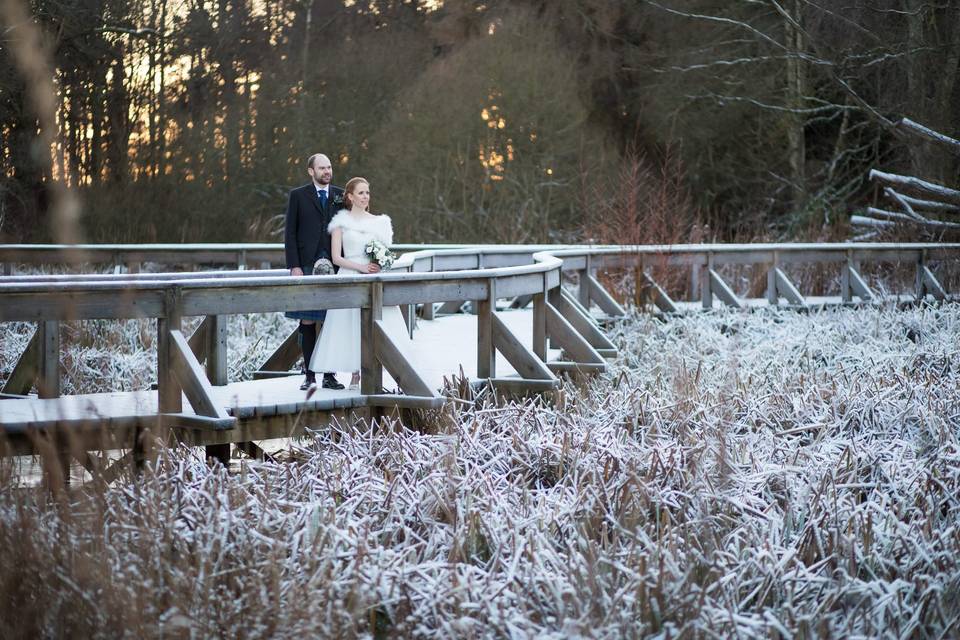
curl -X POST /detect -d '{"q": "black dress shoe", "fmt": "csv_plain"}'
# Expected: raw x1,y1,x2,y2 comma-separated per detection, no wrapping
299,373,316,391
321,374,345,390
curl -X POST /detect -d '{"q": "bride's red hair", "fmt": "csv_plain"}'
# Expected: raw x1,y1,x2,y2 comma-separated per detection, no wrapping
343,177,369,210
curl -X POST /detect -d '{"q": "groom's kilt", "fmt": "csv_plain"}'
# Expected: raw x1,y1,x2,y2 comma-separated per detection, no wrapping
285,308,326,322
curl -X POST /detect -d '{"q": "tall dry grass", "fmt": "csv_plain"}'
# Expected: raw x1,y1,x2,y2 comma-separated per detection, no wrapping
2,302,959,637
581,147,705,305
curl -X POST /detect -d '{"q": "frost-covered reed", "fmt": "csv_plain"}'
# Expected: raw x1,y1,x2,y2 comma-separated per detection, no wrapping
1,303,959,637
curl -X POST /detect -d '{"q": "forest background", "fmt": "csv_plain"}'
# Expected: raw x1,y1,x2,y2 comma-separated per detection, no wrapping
2,0,959,247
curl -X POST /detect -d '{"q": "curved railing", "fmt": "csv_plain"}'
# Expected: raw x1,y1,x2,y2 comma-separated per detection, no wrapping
0,242,958,457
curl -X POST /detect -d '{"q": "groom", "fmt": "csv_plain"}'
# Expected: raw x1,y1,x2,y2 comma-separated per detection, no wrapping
284,153,345,390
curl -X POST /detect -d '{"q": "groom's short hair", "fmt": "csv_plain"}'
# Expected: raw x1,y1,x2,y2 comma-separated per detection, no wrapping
306,153,326,170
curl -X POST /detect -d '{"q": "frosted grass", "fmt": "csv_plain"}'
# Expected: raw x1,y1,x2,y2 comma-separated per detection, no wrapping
1,303,959,637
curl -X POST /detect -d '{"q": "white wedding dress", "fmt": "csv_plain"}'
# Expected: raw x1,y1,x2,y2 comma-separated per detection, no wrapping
309,211,409,375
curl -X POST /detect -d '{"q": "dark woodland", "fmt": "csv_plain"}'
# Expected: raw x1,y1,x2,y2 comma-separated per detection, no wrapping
2,0,959,245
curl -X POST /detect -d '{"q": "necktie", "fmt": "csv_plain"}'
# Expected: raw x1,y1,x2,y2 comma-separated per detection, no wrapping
317,189,327,209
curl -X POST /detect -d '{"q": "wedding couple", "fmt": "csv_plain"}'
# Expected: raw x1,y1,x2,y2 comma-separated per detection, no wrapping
283,152,406,392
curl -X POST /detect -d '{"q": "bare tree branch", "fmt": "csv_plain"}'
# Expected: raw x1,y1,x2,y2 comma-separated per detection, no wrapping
896,117,960,154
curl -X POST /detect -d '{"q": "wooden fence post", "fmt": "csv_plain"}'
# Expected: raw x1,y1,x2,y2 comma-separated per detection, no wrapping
37,320,60,399
157,288,183,413
578,255,592,309
477,278,495,379
206,314,228,385
841,250,852,303
360,281,384,395
767,251,779,305
532,274,547,361
915,249,926,300
701,253,713,309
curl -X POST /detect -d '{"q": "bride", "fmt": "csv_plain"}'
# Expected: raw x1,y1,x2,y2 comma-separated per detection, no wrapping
309,177,408,390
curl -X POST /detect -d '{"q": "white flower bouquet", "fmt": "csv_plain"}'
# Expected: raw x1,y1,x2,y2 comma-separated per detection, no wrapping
365,239,396,269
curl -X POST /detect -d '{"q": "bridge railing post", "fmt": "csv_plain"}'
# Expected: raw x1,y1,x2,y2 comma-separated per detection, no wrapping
477,277,495,379
841,249,852,303
915,248,925,300
157,287,183,413
701,252,713,309
578,255,592,310
360,281,384,395
37,320,60,399
205,314,228,386
690,264,700,301
766,251,779,305
532,272,548,361
402,264,416,338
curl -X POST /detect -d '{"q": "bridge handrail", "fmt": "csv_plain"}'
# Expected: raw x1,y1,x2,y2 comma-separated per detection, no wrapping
1,241,957,453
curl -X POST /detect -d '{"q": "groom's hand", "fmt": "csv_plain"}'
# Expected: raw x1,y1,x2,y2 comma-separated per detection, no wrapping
290,267,304,276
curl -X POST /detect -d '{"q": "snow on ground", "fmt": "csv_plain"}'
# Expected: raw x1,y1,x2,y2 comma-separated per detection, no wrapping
1,302,959,637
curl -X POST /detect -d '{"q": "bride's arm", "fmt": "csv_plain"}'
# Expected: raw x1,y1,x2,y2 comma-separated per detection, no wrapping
330,228,380,273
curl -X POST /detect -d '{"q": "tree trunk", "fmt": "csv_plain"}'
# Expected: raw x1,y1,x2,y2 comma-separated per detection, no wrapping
784,0,806,209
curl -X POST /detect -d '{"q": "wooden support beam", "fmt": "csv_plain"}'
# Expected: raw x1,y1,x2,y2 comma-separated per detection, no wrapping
205,315,228,385
577,258,592,309
236,441,276,462
532,291,547,361
477,279,495,379
510,294,533,309
547,361,606,374
550,288,617,354
475,378,559,396
436,300,465,314
365,394,446,410
373,319,434,397
37,320,60,398
187,316,212,363
773,268,805,306
766,263,778,305
1,328,41,396
919,265,947,300
585,274,626,317
701,260,712,309
168,328,231,420
708,270,743,309
848,266,873,301
492,312,555,381
162,413,236,430
256,328,300,376
642,272,679,314
421,302,436,320
545,302,604,365
360,282,384,396
158,290,183,414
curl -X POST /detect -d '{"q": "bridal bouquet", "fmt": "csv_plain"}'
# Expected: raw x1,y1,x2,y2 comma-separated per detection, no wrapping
365,239,396,269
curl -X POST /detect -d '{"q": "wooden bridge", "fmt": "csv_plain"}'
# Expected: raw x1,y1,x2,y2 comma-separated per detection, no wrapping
1,242,957,471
